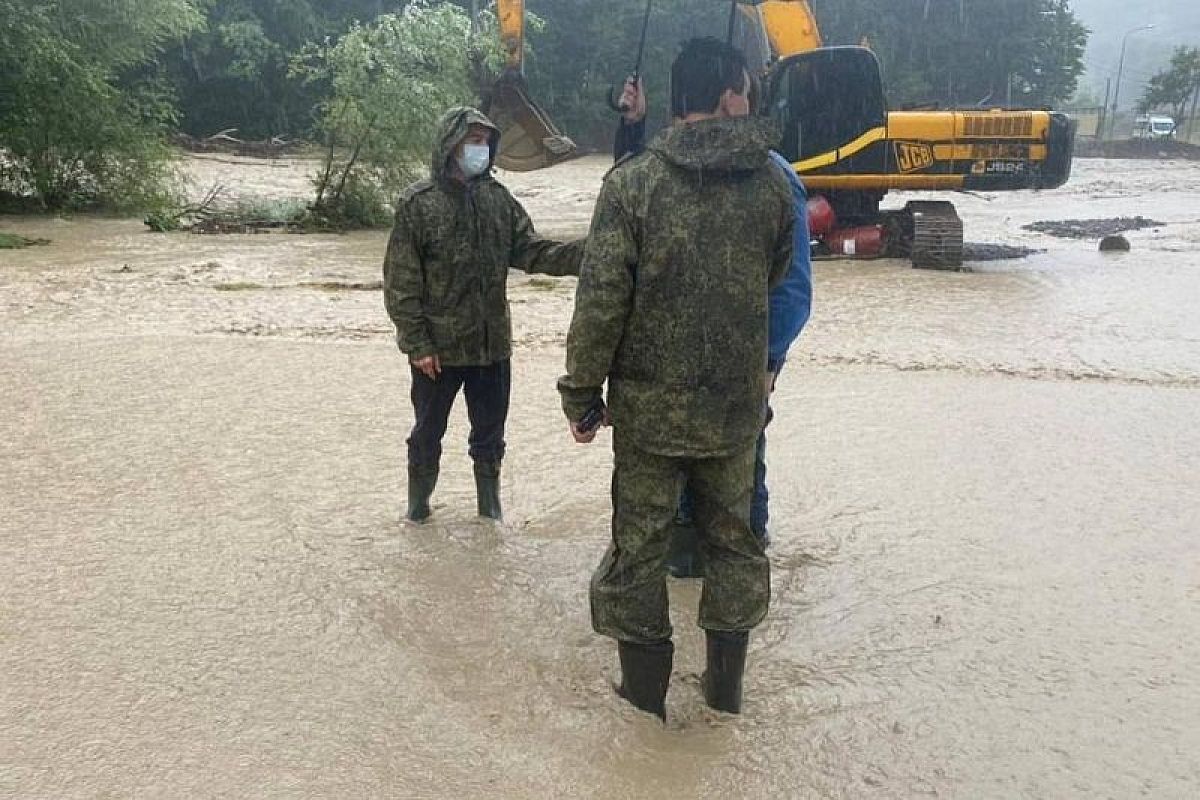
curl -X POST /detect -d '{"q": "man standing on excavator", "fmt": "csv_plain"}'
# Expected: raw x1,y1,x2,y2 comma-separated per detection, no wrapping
560,38,794,720
612,67,813,576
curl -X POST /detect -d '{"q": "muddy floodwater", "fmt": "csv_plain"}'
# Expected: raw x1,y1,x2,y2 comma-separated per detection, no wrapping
2,154,1199,798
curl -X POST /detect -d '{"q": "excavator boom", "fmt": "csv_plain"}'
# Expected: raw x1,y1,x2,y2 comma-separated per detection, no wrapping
497,0,525,71
742,0,822,57
486,0,577,171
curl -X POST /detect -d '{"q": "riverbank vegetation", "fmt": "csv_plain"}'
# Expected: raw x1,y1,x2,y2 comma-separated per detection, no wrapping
2,0,1092,227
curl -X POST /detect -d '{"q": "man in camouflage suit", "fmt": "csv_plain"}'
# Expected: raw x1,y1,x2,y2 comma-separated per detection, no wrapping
559,38,794,720
385,107,583,523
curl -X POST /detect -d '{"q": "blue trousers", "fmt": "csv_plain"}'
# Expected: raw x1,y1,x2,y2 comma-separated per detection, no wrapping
678,403,773,544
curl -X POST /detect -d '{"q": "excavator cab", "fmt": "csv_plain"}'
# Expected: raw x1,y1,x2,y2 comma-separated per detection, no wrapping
764,46,887,174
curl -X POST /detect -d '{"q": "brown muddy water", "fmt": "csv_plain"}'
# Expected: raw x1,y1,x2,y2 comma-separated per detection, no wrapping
2,154,1199,798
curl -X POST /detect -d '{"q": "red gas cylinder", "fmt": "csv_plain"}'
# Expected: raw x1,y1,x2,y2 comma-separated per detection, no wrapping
806,195,836,236
825,225,884,258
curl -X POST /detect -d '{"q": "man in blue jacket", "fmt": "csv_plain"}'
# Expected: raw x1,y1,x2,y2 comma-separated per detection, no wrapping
614,77,812,574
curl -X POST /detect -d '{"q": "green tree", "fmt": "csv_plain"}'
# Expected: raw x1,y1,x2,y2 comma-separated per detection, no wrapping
1138,46,1200,121
293,1,475,227
812,0,1087,108
163,1,408,139
0,0,202,210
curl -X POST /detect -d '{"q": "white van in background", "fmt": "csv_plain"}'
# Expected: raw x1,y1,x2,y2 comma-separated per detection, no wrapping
1132,115,1177,140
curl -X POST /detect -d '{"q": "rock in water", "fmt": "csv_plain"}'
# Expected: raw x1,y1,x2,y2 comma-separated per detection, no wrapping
1099,235,1131,252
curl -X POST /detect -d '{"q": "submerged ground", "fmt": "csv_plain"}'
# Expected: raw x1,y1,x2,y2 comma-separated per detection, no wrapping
2,155,1198,798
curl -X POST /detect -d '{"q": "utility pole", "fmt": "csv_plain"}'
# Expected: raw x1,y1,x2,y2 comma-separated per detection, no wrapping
1099,77,1111,141
1111,23,1155,140
1188,83,1200,144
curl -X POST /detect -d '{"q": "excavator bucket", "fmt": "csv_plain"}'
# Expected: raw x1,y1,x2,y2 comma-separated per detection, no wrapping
487,72,577,172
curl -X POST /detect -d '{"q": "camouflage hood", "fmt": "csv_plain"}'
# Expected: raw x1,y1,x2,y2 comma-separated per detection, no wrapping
647,116,779,174
430,106,500,181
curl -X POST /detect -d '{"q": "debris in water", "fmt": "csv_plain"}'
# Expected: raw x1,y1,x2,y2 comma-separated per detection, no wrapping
0,232,50,249
963,243,1044,261
1022,217,1163,239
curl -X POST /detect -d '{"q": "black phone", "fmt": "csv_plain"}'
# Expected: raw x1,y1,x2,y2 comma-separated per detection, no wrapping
577,402,606,434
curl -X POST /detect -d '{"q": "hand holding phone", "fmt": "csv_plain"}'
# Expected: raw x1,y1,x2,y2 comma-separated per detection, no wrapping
576,403,606,435
570,401,608,444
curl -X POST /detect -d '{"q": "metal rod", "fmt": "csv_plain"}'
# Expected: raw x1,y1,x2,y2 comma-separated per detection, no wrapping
633,0,653,76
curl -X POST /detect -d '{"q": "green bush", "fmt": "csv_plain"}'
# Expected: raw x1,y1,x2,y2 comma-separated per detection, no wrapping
0,0,200,211
292,1,476,228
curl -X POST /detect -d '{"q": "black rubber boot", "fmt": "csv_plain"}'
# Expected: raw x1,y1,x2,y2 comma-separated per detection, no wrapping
702,630,749,714
406,464,439,522
665,519,705,578
616,639,674,721
473,461,502,520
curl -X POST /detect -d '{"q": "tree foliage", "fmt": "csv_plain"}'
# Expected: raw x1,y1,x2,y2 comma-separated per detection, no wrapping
292,1,475,227
1138,46,1200,120
0,0,202,210
815,0,1087,108
0,0,1094,219
163,1,397,138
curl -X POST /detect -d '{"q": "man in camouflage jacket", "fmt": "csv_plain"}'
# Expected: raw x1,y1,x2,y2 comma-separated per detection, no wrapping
558,38,794,720
385,107,583,523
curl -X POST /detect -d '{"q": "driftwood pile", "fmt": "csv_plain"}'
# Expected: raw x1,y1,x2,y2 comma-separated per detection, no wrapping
171,129,303,159
145,184,302,234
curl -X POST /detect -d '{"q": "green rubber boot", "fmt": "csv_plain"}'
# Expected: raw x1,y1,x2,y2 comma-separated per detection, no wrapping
474,461,502,520
406,464,439,522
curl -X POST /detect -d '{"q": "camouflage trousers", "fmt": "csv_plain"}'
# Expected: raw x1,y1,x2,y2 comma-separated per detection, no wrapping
590,438,770,644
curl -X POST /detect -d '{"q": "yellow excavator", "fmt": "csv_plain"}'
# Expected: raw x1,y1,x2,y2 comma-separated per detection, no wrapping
484,0,1076,268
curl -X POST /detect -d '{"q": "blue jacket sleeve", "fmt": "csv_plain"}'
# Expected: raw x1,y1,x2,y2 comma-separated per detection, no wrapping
766,149,813,373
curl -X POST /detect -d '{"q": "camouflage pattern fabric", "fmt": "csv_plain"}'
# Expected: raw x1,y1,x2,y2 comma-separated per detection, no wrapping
590,435,769,644
384,107,584,367
557,116,794,458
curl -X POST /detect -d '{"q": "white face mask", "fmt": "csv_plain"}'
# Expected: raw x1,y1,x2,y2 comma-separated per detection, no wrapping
456,143,491,177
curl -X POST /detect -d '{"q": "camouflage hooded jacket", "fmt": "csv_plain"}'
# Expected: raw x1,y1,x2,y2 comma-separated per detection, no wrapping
383,107,584,366
558,117,794,458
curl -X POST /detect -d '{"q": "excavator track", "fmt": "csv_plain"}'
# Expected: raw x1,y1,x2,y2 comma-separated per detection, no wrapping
906,201,964,270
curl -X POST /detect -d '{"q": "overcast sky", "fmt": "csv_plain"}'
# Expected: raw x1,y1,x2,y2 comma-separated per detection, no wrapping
1071,0,1200,101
